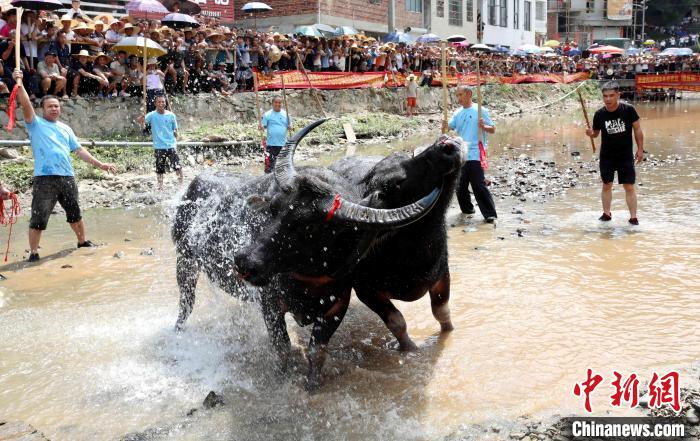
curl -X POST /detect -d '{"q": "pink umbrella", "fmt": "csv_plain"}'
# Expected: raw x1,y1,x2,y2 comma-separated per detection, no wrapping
126,0,169,15
589,45,624,55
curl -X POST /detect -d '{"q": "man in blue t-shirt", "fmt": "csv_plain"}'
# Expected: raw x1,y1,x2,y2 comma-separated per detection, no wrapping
142,95,182,190
260,96,290,174
12,69,117,263
443,85,497,222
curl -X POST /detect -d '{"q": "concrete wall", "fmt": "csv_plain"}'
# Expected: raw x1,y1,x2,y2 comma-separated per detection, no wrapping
428,0,478,42
0,88,457,141
480,0,538,48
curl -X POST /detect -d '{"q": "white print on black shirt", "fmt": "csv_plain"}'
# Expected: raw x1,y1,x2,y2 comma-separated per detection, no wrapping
604,119,626,135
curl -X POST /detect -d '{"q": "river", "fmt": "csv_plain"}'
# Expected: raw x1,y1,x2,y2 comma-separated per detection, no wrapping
0,99,699,441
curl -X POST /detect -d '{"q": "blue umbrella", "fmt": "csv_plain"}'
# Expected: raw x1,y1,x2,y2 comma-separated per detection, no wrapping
384,31,415,44
333,26,359,36
567,48,582,56
494,45,509,53
294,25,322,37
659,47,693,56
416,33,441,44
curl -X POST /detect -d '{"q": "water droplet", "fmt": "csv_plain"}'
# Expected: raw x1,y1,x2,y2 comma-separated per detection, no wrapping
319,299,324,304
329,296,336,301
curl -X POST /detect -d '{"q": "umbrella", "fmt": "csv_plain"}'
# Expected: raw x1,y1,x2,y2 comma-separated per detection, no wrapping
516,44,541,54
493,45,510,53
643,39,656,46
384,31,414,44
539,46,554,52
451,40,470,48
589,45,624,55
544,39,560,48
416,33,441,44
10,0,62,10
446,34,467,42
659,47,693,56
294,25,322,37
625,46,640,56
333,25,359,37
112,36,167,114
241,2,272,31
312,23,335,33
126,0,169,14
542,52,559,58
161,12,198,29
160,0,201,15
469,43,491,52
568,48,582,56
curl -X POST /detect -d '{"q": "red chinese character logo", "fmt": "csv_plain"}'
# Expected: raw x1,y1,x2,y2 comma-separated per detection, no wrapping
610,371,639,408
649,371,680,412
574,369,604,412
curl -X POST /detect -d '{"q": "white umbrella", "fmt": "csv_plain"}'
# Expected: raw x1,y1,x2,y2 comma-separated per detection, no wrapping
241,2,272,30
446,34,467,42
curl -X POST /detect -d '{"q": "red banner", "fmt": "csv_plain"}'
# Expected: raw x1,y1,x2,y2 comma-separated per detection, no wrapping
635,73,700,92
256,71,590,91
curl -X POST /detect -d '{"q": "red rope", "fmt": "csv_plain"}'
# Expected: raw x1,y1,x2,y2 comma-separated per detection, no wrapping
325,194,342,222
6,84,19,132
1,193,21,262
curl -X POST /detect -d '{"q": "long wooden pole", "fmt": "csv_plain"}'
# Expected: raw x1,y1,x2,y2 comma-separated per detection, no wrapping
253,69,265,146
143,37,147,116
295,51,327,117
280,72,290,133
441,41,448,134
577,89,596,153
14,8,24,75
476,56,483,144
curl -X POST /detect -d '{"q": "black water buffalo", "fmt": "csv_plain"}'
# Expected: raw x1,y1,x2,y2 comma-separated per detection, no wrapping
330,135,462,351
172,119,440,389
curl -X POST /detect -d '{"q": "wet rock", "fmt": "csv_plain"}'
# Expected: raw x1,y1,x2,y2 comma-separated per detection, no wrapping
510,433,527,440
686,409,700,425
140,248,154,256
61,264,73,269
186,408,198,417
203,391,225,409
113,251,125,259
0,421,50,440
570,151,580,157
0,148,19,160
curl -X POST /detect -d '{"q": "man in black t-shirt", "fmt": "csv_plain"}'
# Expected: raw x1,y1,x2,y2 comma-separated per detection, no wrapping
586,81,645,225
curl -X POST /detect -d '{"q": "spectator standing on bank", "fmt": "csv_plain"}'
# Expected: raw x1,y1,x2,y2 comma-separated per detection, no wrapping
140,95,182,190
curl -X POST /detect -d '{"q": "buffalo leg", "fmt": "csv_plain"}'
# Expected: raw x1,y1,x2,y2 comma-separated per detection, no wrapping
355,289,418,352
260,296,292,370
175,254,199,331
429,271,454,332
306,288,351,392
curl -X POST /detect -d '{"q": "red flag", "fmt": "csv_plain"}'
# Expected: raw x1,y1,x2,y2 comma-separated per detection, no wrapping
6,84,19,132
478,140,488,170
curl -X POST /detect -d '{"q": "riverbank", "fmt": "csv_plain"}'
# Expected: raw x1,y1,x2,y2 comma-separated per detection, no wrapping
1,81,600,203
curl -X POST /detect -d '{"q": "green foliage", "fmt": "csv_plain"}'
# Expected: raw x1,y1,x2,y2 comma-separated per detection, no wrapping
0,162,34,193
646,0,695,27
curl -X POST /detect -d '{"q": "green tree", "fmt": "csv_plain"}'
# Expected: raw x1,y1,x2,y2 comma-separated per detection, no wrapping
645,0,694,27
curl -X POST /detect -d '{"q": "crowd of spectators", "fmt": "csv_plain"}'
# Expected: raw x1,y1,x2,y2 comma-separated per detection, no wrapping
649,16,700,49
1,2,699,102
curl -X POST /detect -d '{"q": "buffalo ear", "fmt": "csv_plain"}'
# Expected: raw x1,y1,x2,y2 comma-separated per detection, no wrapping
246,194,271,211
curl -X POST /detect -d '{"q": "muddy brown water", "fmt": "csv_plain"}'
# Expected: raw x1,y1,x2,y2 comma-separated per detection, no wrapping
0,100,699,441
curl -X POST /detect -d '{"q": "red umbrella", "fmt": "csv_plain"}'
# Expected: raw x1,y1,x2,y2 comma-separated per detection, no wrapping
589,45,624,55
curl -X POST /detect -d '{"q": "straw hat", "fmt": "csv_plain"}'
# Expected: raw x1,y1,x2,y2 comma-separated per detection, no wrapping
93,20,105,28
71,49,94,59
158,26,172,34
182,27,193,33
123,23,140,32
93,13,114,24
147,57,158,65
94,52,111,63
268,44,282,62
150,29,163,38
407,73,416,81
72,22,90,31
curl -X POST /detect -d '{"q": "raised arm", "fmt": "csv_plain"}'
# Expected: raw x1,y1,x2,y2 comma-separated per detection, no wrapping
12,69,35,124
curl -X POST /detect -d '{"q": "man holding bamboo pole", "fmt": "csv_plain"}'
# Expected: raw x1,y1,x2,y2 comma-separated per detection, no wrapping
586,81,645,225
260,95,290,174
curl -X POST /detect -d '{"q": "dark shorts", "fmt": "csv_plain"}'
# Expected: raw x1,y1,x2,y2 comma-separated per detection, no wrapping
29,176,81,230
600,158,636,184
155,149,181,174
264,145,283,174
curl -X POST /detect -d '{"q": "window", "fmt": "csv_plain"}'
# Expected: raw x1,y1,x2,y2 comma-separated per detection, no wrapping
514,0,519,29
488,0,497,25
449,0,463,25
406,0,422,12
437,0,444,17
586,0,594,13
467,0,473,21
535,1,545,20
499,0,508,27
524,0,531,30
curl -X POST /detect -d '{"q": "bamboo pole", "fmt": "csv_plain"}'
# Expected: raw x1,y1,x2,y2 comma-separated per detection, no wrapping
295,51,327,117
476,56,483,144
577,89,597,153
252,69,265,146
280,72,291,133
14,8,24,75
441,41,448,134
142,37,147,116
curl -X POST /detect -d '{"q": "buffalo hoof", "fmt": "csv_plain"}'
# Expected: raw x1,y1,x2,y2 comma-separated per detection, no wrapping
440,321,455,332
398,339,418,352
304,376,322,394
